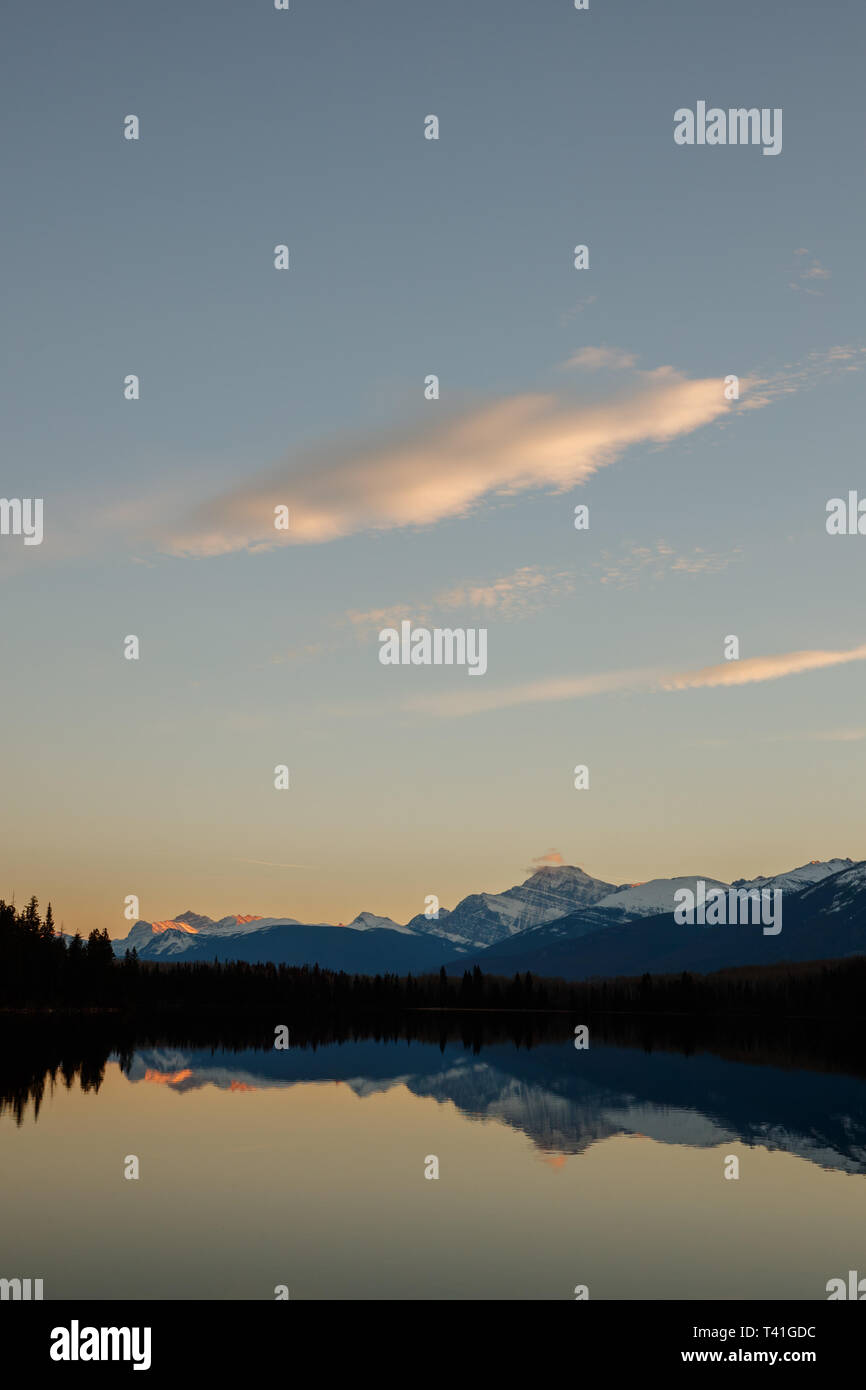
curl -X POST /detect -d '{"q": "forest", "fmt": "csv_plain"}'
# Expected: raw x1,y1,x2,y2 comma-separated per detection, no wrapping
2,892,866,1022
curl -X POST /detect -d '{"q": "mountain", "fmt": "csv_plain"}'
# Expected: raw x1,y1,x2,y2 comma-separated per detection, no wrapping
410,864,617,948
117,913,301,958
108,858,861,979
455,860,866,980
590,875,730,919
114,912,464,972
109,863,617,969
733,858,854,895
445,873,730,971
346,910,414,935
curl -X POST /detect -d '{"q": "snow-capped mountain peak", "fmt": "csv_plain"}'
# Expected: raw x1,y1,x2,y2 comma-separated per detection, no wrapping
593,877,730,918
347,911,415,936
111,856,864,968
732,859,855,896
409,863,617,948
150,918,200,935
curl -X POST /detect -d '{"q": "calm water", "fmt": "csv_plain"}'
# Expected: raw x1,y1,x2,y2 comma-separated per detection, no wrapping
1,1023,864,1299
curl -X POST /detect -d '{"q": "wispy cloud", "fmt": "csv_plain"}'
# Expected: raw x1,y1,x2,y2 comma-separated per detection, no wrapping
767,727,866,744
660,644,866,691
731,346,866,416
346,565,576,634
699,725,866,747
806,727,866,742
562,346,638,370
161,367,744,557
408,666,661,717
788,248,831,295
528,849,564,870
406,640,866,717
438,567,576,615
593,541,741,588
560,295,597,325
346,541,742,641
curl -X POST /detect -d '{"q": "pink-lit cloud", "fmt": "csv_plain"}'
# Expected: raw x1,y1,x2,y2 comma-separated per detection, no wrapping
162,368,740,557
407,641,866,717
528,850,565,869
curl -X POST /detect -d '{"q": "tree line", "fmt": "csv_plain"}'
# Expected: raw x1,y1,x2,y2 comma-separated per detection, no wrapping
2,893,866,1020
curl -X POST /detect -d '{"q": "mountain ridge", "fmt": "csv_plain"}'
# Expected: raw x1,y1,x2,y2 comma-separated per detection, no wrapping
109,857,862,978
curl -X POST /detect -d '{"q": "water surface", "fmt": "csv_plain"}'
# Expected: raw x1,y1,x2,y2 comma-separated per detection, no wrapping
1,1021,863,1299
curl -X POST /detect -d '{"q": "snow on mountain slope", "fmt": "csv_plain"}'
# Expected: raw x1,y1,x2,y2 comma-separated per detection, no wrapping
118,921,198,957
591,861,853,919
113,909,427,961
733,859,854,896
460,858,866,981
115,914,302,957
174,910,301,937
111,860,860,966
412,865,617,948
593,877,730,918
346,911,415,935
798,860,866,915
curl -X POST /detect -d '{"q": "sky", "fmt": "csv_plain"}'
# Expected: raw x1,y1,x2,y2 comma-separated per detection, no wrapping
2,0,865,937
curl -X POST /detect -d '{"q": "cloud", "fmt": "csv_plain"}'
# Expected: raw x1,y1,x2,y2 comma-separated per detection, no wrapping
732,346,866,414
528,850,564,870
701,725,866,747
438,566,576,615
345,543,739,643
660,644,866,691
560,295,597,325
562,346,638,370
161,368,740,557
766,727,866,744
347,566,576,635
818,345,860,363
788,249,831,295
807,727,866,742
407,665,661,717
406,640,866,717
594,542,741,589
346,604,414,634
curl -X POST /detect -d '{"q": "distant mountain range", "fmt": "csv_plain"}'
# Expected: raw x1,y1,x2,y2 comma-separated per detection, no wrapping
458,860,865,980
115,909,461,973
110,857,863,980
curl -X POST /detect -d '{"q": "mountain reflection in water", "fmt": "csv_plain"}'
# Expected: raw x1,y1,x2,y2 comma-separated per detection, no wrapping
3,1015,864,1176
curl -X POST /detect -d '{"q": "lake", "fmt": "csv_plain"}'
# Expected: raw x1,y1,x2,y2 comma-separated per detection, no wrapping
1,1017,863,1300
